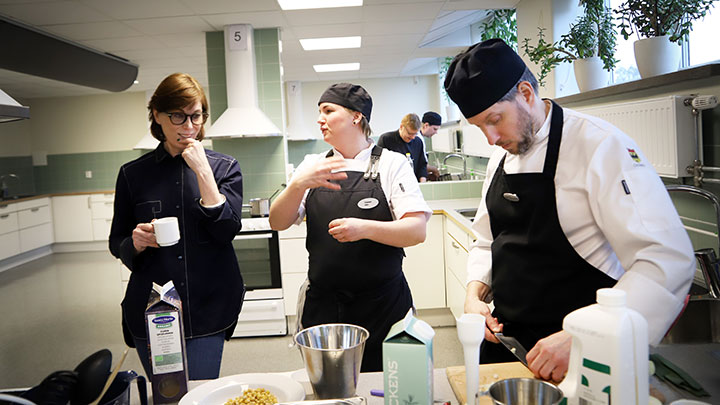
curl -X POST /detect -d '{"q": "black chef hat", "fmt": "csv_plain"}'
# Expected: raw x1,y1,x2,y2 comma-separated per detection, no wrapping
318,83,373,122
422,111,442,126
444,38,527,118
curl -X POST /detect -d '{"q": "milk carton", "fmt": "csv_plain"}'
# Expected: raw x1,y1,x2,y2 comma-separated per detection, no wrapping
383,309,435,405
145,281,188,403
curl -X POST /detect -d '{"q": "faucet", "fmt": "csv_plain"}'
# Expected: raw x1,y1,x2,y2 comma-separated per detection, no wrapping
443,153,467,180
666,184,720,300
0,173,18,200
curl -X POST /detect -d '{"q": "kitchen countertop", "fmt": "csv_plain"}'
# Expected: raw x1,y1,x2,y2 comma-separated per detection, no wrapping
0,190,114,205
127,343,719,404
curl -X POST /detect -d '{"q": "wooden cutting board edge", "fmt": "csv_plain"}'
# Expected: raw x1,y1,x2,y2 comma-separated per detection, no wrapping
445,362,534,405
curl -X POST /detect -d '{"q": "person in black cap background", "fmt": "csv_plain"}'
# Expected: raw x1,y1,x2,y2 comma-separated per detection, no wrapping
445,38,694,382
269,83,431,372
419,111,442,180
377,113,429,182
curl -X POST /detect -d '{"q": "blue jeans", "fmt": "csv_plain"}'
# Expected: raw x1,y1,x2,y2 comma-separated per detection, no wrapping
133,331,225,380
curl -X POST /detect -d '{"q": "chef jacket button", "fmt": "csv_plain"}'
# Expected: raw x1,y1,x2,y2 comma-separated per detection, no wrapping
178,255,183,260
176,205,180,209
175,181,180,185
180,282,185,287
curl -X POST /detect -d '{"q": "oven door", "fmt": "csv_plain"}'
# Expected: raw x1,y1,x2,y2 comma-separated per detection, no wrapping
232,230,282,300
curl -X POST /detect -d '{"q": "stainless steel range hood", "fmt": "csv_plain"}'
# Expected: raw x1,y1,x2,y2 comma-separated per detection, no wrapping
0,89,29,123
206,25,281,138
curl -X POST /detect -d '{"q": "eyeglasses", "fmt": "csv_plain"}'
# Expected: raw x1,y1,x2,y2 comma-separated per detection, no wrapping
164,111,208,125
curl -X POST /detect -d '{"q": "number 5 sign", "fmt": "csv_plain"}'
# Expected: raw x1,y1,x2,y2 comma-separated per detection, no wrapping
227,24,249,51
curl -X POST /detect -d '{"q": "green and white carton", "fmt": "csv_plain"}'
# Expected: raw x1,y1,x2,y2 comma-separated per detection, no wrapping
383,309,435,405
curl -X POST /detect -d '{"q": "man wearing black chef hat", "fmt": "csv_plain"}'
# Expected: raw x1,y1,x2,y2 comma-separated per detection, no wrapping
445,39,695,382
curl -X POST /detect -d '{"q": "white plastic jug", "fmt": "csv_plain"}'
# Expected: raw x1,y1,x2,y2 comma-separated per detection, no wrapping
559,288,649,405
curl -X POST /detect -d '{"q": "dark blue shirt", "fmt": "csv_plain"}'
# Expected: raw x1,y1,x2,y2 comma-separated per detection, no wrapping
109,144,245,343
377,130,428,180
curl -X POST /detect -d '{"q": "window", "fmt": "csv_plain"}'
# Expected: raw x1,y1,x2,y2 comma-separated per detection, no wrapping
688,4,720,66
609,0,719,84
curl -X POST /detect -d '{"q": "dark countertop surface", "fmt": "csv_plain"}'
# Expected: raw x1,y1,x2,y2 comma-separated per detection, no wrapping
651,343,720,403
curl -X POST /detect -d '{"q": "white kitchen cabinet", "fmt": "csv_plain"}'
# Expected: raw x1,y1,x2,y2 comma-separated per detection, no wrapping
403,214,446,309
0,202,21,261
432,128,453,153
462,124,498,158
279,221,308,315
90,193,114,241
52,195,93,242
17,197,53,253
444,216,472,319
0,231,21,261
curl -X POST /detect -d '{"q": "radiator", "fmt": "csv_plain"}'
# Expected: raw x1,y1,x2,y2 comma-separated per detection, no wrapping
574,95,695,178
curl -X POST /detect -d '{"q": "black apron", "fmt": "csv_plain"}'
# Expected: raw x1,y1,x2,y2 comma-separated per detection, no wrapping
480,101,615,363
301,145,413,372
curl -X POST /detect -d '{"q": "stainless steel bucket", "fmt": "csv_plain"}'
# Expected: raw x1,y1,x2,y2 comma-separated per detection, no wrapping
294,324,369,399
478,378,563,405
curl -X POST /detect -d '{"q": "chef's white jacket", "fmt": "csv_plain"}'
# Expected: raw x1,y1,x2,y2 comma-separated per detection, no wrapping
293,143,432,223
467,102,695,344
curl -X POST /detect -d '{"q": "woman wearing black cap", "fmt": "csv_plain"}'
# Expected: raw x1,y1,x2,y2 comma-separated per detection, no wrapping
269,83,431,372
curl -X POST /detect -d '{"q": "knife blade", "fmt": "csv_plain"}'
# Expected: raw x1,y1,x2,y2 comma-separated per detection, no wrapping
494,332,529,368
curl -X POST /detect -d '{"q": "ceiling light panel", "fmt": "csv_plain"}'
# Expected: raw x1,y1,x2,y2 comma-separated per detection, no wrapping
277,0,362,10
313,63,360,72
300,36,361,51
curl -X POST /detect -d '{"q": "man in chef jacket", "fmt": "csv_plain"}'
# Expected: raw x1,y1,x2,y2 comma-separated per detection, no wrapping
445,39,695,382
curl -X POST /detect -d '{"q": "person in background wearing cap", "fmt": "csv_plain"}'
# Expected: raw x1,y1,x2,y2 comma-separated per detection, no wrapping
377,113,429,182
419,111,442,181
444,39,694,382
269,83,431,372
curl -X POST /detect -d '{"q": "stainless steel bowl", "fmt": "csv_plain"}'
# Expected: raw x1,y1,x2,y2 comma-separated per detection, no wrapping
481,378,564,405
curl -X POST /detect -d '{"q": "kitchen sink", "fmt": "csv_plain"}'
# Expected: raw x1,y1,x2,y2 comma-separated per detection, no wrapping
662,284,720,344
455,207,478,221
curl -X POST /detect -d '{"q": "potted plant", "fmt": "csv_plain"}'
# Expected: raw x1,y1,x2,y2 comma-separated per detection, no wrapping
615,0,715,78
522,0,617,92
479,9,518,50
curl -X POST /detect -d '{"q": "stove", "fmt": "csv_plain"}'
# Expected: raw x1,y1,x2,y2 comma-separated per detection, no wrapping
231,217,286,337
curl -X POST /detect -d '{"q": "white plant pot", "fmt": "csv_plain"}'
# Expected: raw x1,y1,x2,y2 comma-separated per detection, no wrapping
633,35,681,79
446,103,461,122
573,56,611,92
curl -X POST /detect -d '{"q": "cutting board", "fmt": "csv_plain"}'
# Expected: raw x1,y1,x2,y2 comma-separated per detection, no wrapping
446,362,534,405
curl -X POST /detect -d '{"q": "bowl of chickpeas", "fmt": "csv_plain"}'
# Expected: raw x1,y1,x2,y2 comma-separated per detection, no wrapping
178,373,305,405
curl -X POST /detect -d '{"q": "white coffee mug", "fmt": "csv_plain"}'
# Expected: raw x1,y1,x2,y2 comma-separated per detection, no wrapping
153,217,180,247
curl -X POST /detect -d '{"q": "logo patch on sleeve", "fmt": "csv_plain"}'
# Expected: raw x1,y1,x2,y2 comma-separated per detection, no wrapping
627,148,641,163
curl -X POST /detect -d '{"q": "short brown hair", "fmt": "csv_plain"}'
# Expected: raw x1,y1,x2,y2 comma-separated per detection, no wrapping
401,113,421,133
148,73,209,142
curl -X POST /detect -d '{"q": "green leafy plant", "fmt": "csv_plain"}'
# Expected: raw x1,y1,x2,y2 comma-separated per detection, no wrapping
522,0,617,86
438,56,455,103
479,9,517,51
615,0,715,43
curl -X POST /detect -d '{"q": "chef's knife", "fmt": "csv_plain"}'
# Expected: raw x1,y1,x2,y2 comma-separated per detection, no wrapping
494,332,529,368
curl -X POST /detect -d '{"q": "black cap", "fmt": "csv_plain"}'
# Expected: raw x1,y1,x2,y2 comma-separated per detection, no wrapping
318,83,373,122
444,38,527,118
422,111,442,126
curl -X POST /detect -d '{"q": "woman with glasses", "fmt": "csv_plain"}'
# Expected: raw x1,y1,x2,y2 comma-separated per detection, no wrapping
269,83,431,372
109,73,244,380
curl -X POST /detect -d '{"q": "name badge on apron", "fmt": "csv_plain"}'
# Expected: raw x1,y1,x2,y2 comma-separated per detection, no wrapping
358,197,379,209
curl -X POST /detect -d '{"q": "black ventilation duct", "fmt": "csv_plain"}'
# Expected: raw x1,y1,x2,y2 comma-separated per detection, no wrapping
0,14,139,92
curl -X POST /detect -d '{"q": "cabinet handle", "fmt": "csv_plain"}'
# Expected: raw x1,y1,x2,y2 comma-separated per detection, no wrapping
105,202,113,205
0,214,8,219
88,196,91,209
30,207,40,212
451,241,459,249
